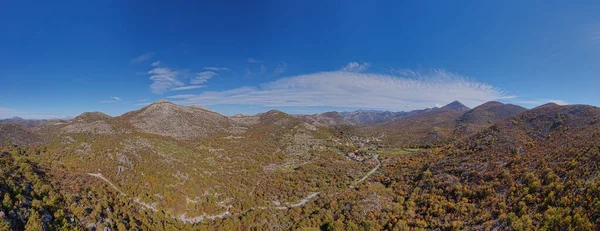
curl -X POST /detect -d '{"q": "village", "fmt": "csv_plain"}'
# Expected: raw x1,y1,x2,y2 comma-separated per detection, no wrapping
328,135,383,166
345,149,377,166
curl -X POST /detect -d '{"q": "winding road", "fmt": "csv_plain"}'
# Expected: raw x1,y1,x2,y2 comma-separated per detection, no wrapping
87,173,158,212
350,154,380,188
87,154,380,224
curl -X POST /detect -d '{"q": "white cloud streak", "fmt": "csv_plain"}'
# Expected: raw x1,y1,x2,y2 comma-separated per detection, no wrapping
171,85,205,91
167,69,511,111
341,61,371,72
204,67,232,72
99,96,122,103
151,61,161,67
131,52,155,64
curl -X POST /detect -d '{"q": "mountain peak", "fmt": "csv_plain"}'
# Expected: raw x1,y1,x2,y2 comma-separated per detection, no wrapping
8,116,25,121
478,101,504,107
73,111,112,122
535,102,560,108
441,101,470,112
152,99,174,105
120,99,231,140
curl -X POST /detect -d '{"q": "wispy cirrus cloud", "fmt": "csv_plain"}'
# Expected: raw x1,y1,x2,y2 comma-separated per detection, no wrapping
204,67,233,72
166,69,512,111
191,71,217,85
150,61,161,67
131,52,155,64
245,58,267,77
99,96,122,103
273,62,288,75
148,67,184,93
146,62,227,93
341,61,370,72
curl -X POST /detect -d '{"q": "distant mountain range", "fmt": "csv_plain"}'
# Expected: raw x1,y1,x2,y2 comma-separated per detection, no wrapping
299,100,471,126
0,100,526,145
2,99,600,229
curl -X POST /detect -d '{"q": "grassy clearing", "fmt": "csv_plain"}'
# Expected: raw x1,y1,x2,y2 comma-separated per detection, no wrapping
377,148,422,155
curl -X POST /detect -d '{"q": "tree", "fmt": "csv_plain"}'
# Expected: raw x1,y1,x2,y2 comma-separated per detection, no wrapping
2,194,12,209
0,220,11,230
25,209,43,231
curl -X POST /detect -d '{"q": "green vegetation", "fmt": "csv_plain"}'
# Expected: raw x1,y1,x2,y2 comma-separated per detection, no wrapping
377,148,421,155
1,101,600,229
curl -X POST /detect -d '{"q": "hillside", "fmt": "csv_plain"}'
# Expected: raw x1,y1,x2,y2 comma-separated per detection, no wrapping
358,103,600,229
455,101,527,136
295,111,355,126
368,101,469,147
118,100,235,140
0,146,208,230
0,117,47,128
365,101,528,148
18,104,377,229
3,100,600,230
0,123,42,146
340,108,432,125
59,111,126,135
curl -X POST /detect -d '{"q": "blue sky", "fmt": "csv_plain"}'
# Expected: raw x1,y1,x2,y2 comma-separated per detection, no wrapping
1,1,599,118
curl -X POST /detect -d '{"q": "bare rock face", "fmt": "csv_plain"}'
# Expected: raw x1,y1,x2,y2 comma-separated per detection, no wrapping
119,100,233,140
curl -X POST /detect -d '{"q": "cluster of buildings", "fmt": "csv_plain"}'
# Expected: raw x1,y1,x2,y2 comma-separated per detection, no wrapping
345,150,377,166
346,149,364,161
333,135,383,149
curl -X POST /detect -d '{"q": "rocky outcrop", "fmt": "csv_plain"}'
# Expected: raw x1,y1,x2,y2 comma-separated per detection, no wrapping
118,100,233,140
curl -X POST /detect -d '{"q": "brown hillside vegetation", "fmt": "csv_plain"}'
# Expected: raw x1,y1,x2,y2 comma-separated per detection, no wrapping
358,104,600,229
455,101,527,136
3,100,600,230
0,124,42,146
370,102,468,147
370,101,526,148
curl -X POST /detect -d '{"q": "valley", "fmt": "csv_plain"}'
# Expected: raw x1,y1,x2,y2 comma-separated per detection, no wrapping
1,100,599,230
